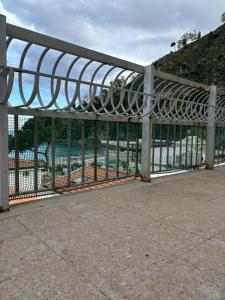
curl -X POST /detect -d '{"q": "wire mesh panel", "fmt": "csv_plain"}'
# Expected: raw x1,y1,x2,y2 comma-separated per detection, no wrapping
53,119,68,189
8,115,141,200
9,115,55,198
151,122,206,174
3,17,225,209
215,127,225,165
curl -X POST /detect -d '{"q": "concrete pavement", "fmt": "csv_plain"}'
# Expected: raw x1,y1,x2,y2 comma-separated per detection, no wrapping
1,167,225,299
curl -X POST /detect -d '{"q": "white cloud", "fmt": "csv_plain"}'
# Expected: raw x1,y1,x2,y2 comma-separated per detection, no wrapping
1,0,225,65
0,2,23,27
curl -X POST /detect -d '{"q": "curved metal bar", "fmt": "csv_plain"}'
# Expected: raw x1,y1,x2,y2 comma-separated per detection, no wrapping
156,82,178,119
161,84,185,120
87,63,106,113
126,73,144,115
41,77,61,109
107,69,128,114
7,32,223,123
35,47,51,108
51,52,66,98
113,72,135,115
63,56,81,111
1,67,14,105
94,65,117,114
175,87,197,120
18,42,38,107
74,60,94,112
6,37,13,49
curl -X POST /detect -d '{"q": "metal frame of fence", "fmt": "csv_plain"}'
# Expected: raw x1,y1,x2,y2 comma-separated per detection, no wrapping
8,116,141,200
0,14,222,210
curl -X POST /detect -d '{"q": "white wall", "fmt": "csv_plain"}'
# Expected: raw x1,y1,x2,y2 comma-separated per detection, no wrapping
9,168,43,192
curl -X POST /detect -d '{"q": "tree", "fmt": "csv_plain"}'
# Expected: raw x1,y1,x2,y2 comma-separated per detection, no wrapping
81,76,131,114
221,12,225,23
170,42,176,51
197,31,201,39
17,117,66,169
9,117,91,169
177,30,201,49
8,135,14,153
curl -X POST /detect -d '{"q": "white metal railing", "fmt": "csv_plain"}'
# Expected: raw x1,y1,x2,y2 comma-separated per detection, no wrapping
0,13,221,210
0,15,215,123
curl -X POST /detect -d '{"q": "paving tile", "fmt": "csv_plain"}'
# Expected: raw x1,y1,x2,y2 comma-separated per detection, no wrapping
123,193,207,221
0,252,107,300
163,199,225,238
0,217,28,241
86,224,204,299
181,239,225,279
34,216,203,298
124,232,225,299
129,223,204,260
124,262,225,300
68,183,204,224
15,206,76,232
34,217,156,294
0,234,49,281
2,166,225,299
212,227,225,244
64,193,126,217
76,206,150,231
163,177,225,200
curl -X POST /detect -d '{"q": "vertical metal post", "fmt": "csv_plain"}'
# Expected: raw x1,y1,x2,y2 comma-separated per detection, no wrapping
166,124,170,169
179,126,182,168
222,127,224,161
93,121,97,181
216,127,219,164
141,64,154,182
51,118,56,191
173,124,176,168
131,144,134,161
151,122,155,173
135,122,139,175
159,124,163,172
34,117,38,194
81,120,85,183
116,122,120,177
67,119,71,187
196,126,199,167
105,121,109,179
126,122,130,176
190,126,194,167
0,15,9,210
206,85,217,170
219,127,222,163
14,115,19,194
185,127,188,167
200,126,204,166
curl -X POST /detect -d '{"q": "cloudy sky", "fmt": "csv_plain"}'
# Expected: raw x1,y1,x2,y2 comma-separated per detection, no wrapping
1,0,225,65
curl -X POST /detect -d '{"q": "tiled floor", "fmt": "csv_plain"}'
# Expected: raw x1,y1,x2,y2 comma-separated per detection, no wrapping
1,167,225,299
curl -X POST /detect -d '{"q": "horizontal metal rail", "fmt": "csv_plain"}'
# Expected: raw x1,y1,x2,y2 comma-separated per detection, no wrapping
1,64,213,122
154,70,209,91
6,23,144,73
1,18,219,124
8,116,141,200
0,14,224,210
0,16,224,125
8,108,141,123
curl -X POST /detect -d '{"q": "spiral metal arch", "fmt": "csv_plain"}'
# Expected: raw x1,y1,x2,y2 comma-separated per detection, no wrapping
2,24,225,124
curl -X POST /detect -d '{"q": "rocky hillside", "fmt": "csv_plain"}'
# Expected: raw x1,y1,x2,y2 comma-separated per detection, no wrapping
154,24,225,87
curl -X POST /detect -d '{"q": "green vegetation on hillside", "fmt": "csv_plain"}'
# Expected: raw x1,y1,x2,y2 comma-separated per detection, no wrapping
154,23,225,86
